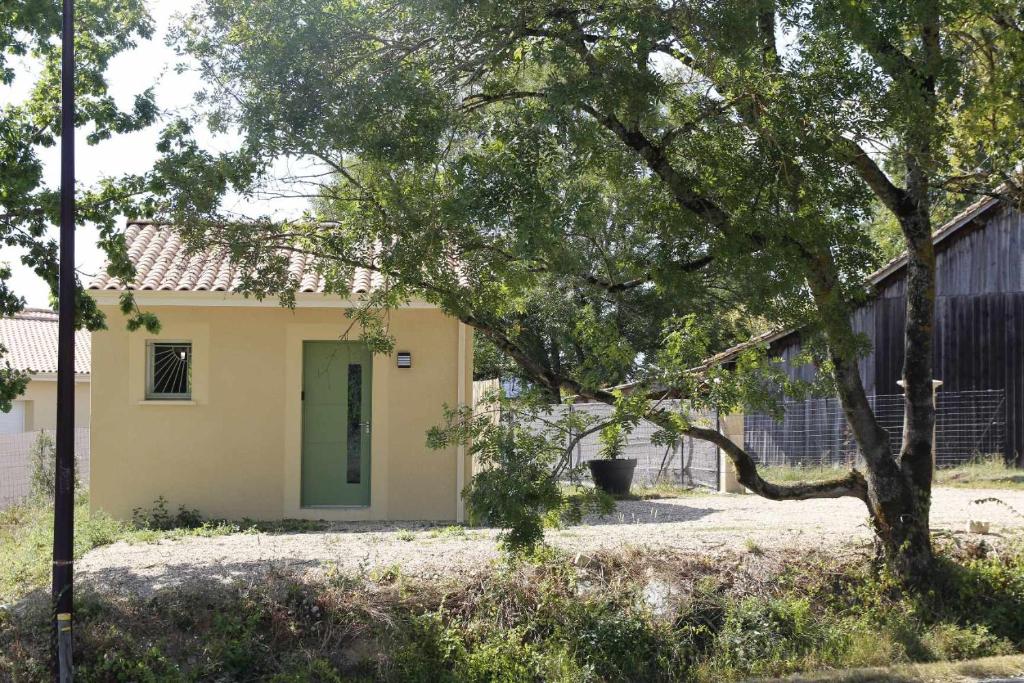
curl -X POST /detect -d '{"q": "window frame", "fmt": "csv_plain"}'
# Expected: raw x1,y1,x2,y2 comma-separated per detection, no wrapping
145,340,194,401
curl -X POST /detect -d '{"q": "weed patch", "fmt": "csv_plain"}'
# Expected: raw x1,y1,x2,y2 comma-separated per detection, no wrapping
0,496,332,604
4,542,1024,681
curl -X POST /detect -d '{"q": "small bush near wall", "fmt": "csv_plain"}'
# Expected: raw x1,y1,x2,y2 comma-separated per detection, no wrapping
131,496,204,531
27,431,83,500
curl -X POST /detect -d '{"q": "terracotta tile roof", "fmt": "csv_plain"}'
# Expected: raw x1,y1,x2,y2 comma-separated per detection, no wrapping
88,222,384,294
0,309,91,375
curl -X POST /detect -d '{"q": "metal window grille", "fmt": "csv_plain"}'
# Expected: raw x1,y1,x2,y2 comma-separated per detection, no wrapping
146,341,192,400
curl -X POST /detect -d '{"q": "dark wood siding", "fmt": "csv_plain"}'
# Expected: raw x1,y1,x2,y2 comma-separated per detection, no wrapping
766,203,1024,463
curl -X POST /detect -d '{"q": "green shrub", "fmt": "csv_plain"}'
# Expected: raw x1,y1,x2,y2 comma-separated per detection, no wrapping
713,597,824,676
28,431,57,500
131,496,204,531
560,601,675,681
919,622,1014,661
78,646,183,683
392,611,469,682
6,535,1024,681
428,400,613,554
28,431,82,500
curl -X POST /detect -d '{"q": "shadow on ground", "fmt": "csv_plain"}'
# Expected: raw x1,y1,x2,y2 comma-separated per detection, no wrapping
576,500,718,526
78,557,325,598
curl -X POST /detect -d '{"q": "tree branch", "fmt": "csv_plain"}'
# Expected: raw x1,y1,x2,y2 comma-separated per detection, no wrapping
464,312,869,502
684,422,868,500
576,103,733,229
832,137,914,217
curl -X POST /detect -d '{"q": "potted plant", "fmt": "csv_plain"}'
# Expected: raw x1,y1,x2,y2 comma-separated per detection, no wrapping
587,422,637,495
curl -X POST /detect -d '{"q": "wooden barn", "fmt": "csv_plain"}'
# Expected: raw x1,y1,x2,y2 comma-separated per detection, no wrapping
722,194,1024,466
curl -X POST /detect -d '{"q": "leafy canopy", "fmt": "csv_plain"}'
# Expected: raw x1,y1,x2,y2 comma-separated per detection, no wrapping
160,0,911,405
153,1,1024,533
0,0,164,405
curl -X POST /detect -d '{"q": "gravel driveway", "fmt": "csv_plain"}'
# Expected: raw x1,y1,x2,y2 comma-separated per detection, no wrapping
79,487,1024,596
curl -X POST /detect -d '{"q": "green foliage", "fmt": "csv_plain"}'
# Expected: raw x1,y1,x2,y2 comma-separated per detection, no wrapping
597,422,626,461
1,0,162,348
428,394,613,554
0,359,29,416
155,0,899,415
131,496,204,531
6,544,1024,681
159,2,1024,410
462,425,566,552
27,430,56,500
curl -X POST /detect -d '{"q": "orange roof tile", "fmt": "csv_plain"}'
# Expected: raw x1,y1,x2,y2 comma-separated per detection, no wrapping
88,222,382,294
0,309,90,375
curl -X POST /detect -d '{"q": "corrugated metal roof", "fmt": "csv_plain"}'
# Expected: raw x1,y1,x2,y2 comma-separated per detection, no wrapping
0,309,91,375
87,222,383,294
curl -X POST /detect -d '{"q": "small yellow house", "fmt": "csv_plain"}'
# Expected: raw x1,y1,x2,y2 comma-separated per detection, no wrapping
88,222,473,522
0,309,91,433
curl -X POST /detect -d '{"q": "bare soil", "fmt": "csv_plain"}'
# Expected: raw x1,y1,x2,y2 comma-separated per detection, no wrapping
78,487,1024,597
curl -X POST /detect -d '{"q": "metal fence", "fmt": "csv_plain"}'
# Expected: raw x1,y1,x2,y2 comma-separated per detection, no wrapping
515,401,721,490
0,428,90,510
744,389,1006,468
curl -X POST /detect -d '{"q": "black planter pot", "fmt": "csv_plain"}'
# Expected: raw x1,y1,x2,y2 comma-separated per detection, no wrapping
587,458,637,496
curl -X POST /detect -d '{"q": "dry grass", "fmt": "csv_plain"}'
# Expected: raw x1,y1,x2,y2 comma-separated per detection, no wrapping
769,653,1024,682
759,465,851,484
617,482,713,500
758,456,1024,491
936,455,1024,490
5,542,1024,680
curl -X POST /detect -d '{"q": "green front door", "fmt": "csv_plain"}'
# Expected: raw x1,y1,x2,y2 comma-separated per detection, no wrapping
301,341,372,506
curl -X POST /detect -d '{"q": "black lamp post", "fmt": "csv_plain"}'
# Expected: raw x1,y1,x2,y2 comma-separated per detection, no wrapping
53,0,76,679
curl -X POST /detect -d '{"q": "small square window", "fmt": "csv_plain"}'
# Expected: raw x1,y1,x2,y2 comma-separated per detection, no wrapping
146,341,192,400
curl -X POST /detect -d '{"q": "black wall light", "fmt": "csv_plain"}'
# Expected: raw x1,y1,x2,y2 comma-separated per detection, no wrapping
397,352,412,368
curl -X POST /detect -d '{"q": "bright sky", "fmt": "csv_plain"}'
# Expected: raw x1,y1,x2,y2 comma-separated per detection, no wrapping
1,1,310,307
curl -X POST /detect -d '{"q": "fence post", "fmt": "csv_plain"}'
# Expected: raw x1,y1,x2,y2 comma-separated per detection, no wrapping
897,378,943,470
931,380,943,470
677,439,683,488
572,404,583,469
717,410,746,493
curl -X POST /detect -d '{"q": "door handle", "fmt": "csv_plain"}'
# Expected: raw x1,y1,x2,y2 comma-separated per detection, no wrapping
360,421,372,435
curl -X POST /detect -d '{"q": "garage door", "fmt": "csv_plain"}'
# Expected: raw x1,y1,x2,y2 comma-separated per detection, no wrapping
0,401,26,434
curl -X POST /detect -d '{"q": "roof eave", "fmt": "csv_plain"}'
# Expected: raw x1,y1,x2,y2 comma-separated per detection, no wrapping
29,372,91,382
86,288,439,309
703,192,1006,366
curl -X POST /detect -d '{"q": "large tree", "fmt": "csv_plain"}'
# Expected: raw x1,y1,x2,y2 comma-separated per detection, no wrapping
157,0,1024,581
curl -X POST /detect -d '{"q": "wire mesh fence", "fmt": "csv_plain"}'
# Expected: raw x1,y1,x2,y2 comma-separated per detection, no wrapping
0,428,89,510
512,401,720,490
744,389,1005,468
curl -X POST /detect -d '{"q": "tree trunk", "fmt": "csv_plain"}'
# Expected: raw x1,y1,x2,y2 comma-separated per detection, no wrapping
833,350,934,582
805,245,936,584
864,468,934,580
875,203,938,582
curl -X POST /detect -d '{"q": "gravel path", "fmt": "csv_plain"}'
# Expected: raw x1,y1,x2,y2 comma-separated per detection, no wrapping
78,488,1024,596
